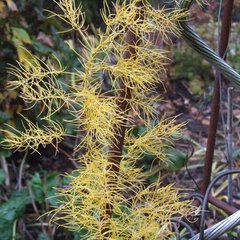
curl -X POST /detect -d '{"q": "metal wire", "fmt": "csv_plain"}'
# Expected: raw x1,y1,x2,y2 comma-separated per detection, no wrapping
227,87,234,205
187,193,204,205
199,170,240,239
172,219,195,238
191,210,240,240
178,0,240,86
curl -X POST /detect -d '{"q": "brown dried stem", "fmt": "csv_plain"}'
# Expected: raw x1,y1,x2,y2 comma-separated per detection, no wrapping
102,0,145,237
201,0,234,195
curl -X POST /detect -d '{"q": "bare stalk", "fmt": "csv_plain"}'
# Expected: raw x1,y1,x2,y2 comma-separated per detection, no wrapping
227,87,234,205
17,150,28,189
201,0,234,195
102,0,144,237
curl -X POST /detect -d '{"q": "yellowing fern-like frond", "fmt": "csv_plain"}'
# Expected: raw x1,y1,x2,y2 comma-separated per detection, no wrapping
125,183,193,239
50,149,194,239
100,41,169,94
103,0,188,43
1,118,64,153
51,0,85,33
103,56,158,92
73,86,125,150
128,93,162,123
126,117,185,162
7,53,69,116
144,5,188,42
7,52,64,89
102,0,146,32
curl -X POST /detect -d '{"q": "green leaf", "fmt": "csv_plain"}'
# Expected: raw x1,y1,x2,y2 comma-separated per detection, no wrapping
0,148,12,157
148,174,158,184
0,110,11,123
0,189,29,240
30,172,61,206
73,229,90,240
0,134,12,157
143,153,156,162
11,27,32,45
165,147,189,171
32,39,52,55
132,125,147,137
45,172,59,206
232,148,240,160
38,233,51,240
30,172,44,204
10,27,34,66
0,169,5,185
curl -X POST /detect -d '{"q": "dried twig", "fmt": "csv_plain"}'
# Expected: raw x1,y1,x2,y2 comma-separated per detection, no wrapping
200,0,234,195
227,87,234,205
17,150,28,189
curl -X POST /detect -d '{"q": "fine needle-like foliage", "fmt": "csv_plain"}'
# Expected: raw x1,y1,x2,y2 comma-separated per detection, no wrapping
1,0,198,239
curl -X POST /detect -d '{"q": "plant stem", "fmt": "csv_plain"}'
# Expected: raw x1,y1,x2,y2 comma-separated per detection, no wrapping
17,150,28,190
200,0,234,195
208,195,237,215
102,0,144,237
227,87,234,205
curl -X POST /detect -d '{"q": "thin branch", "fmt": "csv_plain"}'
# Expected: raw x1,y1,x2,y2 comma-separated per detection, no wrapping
227,87,234,205
103,0,145,237
200,0,234,195
17,150,28,189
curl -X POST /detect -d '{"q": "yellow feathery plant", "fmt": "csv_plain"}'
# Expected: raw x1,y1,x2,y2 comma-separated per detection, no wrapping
1,0,197,239
7,51,69,116
1,117,64,154
126,117,185,163
52,0,85,32
72,85,125,150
